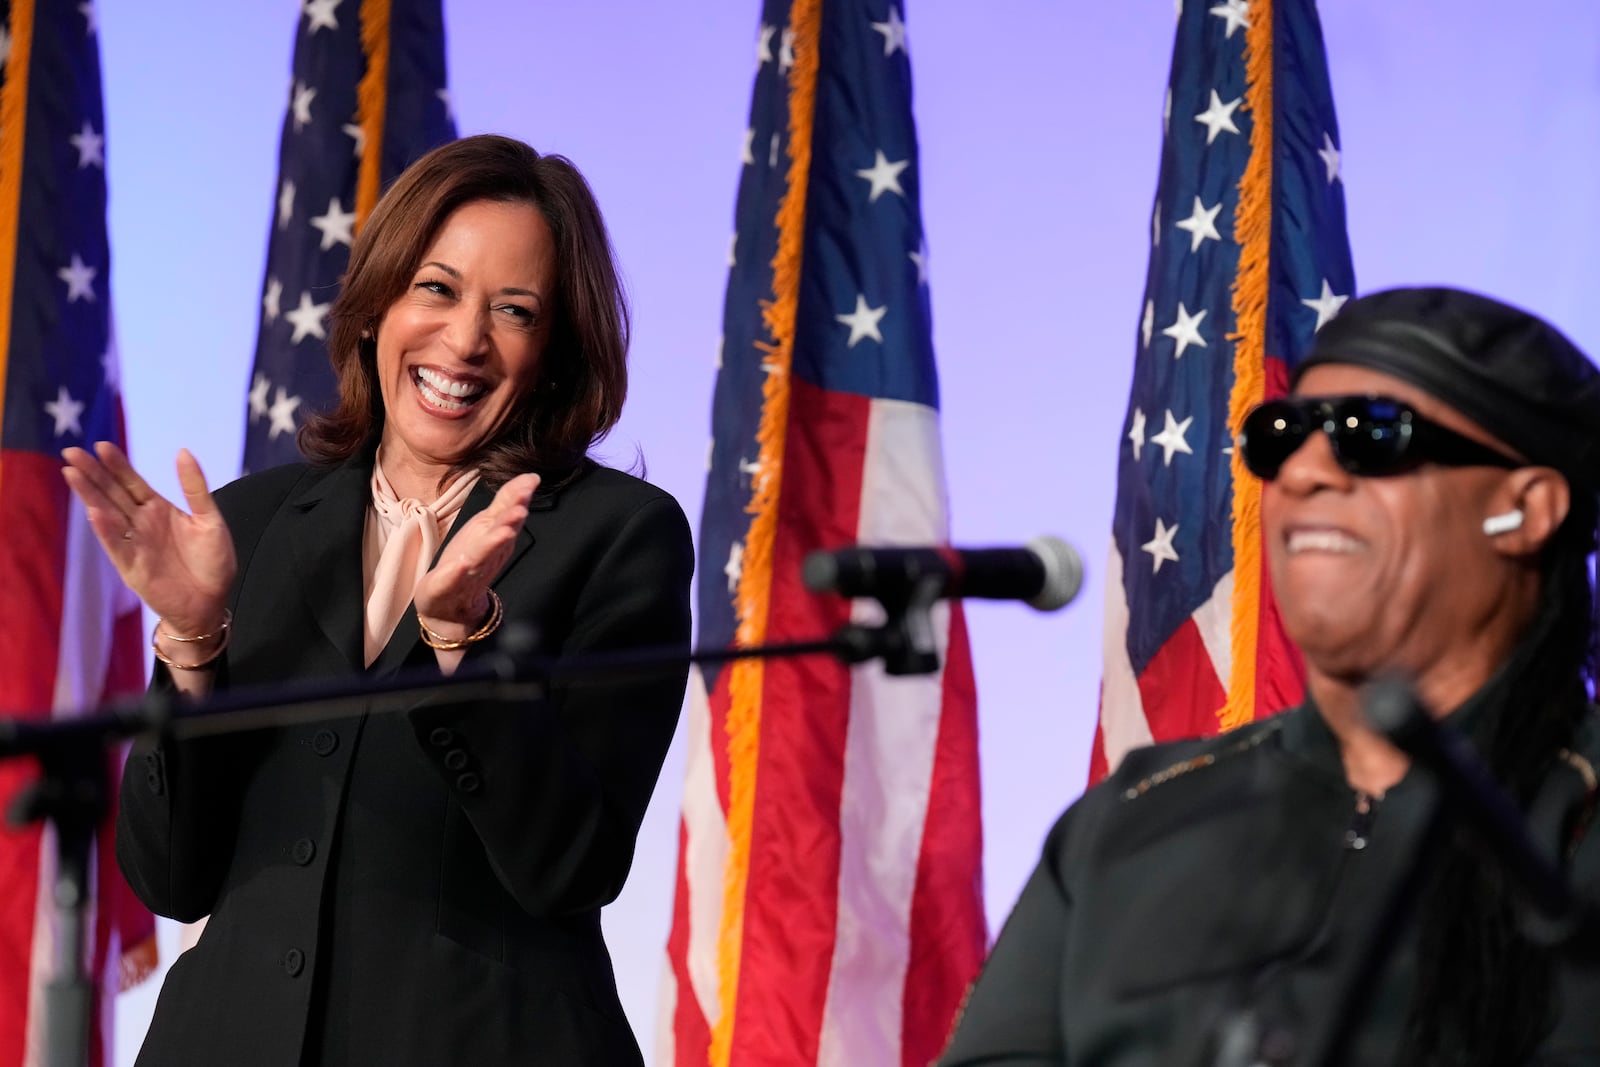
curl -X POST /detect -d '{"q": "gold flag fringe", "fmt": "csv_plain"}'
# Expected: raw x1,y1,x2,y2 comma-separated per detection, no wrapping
1219,0,1274,732
709,0,822,1062
353,0,390,232
0,0,33,496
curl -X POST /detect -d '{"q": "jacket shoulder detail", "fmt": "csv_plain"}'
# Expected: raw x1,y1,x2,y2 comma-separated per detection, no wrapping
1119,718,1285,802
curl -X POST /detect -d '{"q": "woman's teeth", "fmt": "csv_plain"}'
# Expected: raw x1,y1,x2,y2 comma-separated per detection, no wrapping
413,367,485,410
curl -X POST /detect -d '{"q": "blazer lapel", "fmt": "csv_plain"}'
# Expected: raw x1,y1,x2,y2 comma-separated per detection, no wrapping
283,455,373,673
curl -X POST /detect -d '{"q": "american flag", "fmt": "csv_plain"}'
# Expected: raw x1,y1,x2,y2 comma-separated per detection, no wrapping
1093,0,1355,780
0,1,156,1064
660,2,985,1064
242,0,455,473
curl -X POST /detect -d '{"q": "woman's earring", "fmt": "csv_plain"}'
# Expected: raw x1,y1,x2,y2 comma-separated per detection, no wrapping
1482,510,1525,536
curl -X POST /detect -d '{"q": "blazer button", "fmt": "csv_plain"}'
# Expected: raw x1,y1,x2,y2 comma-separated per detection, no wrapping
146,772,164,796
283,948,305,977
456,772,482,795
311,729,339,756
428,727,455,749
290,838,316,866
443,748,469,772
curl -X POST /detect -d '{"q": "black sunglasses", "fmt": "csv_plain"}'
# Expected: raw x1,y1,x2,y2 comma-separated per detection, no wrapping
1238,394,1523,481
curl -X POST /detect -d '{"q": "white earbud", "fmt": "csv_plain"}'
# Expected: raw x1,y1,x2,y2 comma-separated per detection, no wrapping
1482,510,1525,536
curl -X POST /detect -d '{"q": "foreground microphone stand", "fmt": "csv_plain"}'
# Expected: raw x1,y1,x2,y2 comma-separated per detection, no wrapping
1209,677,1598,1067
0,581,947,1067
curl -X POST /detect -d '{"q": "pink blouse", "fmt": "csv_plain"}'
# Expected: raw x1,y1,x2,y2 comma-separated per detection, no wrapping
361,453,481,672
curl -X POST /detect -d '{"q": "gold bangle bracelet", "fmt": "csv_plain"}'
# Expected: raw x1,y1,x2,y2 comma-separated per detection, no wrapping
152,611,231,671
418,590,504,651
157,609,233,643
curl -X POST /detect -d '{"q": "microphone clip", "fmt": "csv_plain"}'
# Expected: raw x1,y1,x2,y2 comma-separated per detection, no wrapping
834,573,943,676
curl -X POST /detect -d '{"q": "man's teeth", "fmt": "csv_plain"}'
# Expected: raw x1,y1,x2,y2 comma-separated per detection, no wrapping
414,368,485,409
1287,529,1361,554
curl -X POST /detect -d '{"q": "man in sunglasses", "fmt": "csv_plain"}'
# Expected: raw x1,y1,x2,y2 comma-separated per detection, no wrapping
939,287,1600,1066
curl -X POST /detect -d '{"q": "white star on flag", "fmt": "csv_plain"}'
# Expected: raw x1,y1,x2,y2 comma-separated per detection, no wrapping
285,290,331,344
757,23,776,66
1209,0,1249,38
303,0,341,33
343,122,366,159
779,27,795,72
101,345,120,391
1150,410,1195,466
44,386,85,437
292,81,317,132
836,294,888,348
1128,407,1147,462
871,6,907,57
436,87,454,120
725,540,744,593
267,388,302,440
1152,200,1161,247
909,239,929,286
715,334,723,369
769,133,781,168
1317,132,1342,184
1164,88,1172,134
1194,90,1242,145
1142,517,1181,574
1175,196,1223,253
1301,278,1349,331
855,149,909,203
69,122,104,168
263,277,283,324
1162,302,1208,359
1142,300,1155,348
57,254,96,302
78,1,97,35
0,27,11,70
278,179,296,229
310,197,357,250
741,127,756,166
728,232,738,267
249,374,272,421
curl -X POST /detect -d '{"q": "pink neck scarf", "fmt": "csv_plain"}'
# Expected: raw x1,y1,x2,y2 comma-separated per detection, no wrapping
362,455,481,667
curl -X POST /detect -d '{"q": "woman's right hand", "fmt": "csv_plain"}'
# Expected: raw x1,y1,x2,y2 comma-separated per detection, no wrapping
61,442,236,638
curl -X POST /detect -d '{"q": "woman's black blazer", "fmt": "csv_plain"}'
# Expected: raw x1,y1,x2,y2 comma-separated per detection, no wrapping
117,451,693,1066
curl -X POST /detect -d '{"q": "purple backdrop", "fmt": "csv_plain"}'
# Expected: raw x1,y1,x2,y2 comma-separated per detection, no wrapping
99,2,1600,1061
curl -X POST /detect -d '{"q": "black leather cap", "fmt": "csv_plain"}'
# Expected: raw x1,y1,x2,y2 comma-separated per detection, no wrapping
1296,286,1600,493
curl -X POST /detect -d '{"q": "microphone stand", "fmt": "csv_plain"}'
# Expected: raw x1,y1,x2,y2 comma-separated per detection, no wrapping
0,588,945,1067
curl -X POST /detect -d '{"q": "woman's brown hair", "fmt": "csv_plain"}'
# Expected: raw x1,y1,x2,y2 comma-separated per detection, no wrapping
299,134,629,489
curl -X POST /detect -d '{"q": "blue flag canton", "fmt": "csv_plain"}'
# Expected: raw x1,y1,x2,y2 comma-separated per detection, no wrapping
242,0,455,474
1266,0,1354,369
699,0,801,675
792,0,934,409
699,1,935,684
1,0,121,454
1110,0,1353,675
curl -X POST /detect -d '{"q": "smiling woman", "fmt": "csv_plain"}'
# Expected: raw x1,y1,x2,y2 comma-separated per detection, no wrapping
59,134,693,1067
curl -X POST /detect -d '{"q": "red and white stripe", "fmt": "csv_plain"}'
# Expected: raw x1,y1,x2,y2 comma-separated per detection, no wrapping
660,390,985,1067
0,453,152,1067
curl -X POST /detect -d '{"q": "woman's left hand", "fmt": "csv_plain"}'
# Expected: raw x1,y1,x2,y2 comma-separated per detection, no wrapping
414,472,540,640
